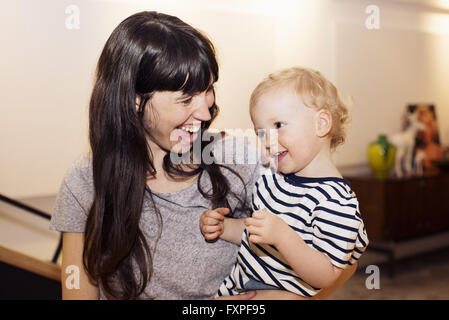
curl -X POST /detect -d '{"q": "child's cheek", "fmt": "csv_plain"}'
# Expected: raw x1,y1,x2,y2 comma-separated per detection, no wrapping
277,130,291,148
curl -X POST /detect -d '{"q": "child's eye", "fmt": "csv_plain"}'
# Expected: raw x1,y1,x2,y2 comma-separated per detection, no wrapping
275,122,285,129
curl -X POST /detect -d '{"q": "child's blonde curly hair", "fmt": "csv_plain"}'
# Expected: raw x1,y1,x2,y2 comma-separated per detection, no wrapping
250,67,350,150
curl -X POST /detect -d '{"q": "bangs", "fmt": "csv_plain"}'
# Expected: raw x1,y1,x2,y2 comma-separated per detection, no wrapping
136,29,218,95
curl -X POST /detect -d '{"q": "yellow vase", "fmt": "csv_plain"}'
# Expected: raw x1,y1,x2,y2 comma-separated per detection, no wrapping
368,135,396,179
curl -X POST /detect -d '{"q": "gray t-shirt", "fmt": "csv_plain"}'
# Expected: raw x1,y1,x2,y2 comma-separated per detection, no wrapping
49,135,262,299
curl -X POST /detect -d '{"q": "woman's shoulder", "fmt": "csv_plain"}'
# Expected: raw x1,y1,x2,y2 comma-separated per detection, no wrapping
210,132,260,167
208,132,263,188
50,154,94,232
63,154,94,191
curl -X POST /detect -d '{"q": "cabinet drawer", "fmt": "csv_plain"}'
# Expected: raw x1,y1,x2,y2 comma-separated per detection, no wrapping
347,173,449,242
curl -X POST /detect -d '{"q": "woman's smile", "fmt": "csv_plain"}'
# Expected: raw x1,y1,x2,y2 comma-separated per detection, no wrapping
172,122,202,147
172,127,200,146
144,87,213,155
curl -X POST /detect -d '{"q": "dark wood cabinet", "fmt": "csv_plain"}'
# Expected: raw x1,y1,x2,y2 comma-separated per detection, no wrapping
346,173,449,242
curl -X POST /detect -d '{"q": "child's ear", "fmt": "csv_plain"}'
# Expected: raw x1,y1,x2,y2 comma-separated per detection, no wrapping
315,109,332,138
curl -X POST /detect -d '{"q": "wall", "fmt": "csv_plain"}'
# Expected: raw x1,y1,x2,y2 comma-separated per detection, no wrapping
1,0,449,198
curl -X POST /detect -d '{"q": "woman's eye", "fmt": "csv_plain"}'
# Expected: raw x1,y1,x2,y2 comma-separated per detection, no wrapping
180,97,193,105
256,129,266,138
275,122,285,129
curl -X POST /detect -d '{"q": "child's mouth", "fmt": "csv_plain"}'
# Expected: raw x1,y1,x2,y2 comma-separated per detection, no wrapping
272,150,288,163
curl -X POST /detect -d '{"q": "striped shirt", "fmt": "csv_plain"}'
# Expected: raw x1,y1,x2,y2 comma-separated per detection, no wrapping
217,168,369,297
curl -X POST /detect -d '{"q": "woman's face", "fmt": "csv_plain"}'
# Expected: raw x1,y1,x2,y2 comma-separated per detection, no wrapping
142,84,215,155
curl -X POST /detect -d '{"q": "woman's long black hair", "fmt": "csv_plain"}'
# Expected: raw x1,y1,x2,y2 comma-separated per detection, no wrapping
84,11,248,299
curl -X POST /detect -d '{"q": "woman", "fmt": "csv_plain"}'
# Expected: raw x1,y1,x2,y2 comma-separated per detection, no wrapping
50,11,356,300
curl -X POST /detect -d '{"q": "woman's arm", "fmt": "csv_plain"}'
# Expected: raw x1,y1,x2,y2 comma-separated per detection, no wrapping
216,263,357,300
61,232,99,300
311,262,357,299
251,262,357,300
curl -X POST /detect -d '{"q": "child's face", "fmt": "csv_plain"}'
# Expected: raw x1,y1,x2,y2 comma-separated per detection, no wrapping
250,87,324,176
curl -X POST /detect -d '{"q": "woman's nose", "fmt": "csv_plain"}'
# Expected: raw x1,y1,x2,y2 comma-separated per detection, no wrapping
192,93,212,122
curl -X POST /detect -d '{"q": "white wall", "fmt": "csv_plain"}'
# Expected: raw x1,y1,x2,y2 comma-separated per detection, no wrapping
1,0,449,198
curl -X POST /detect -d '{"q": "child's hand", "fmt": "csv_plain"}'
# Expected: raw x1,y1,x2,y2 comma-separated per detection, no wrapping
244,209,288,246
200,208,230,241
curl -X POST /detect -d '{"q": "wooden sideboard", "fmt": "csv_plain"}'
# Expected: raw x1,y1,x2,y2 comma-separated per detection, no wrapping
346,173,449,242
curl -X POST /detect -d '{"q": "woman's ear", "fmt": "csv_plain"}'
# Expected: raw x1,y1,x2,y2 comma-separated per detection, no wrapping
315,109,332,138
135,95,141,112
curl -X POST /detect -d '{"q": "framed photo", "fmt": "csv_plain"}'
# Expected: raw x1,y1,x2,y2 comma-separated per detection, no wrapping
407,104,444,175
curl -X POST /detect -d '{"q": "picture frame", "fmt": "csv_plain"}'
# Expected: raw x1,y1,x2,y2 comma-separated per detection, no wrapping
407,104,444,175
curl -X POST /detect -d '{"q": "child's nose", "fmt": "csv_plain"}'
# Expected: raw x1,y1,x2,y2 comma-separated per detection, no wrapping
264,129,279,153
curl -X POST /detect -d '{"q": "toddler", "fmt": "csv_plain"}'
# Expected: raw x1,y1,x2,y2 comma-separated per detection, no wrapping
200,67,369,298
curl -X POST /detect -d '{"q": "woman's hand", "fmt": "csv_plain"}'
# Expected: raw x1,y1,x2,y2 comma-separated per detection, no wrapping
200,208,230,241
251,290,307,300
214,291,257,300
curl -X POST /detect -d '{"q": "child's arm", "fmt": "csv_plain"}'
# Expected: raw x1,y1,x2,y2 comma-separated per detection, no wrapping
200,208,245,245
221,216,246,245
245,209,343,289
